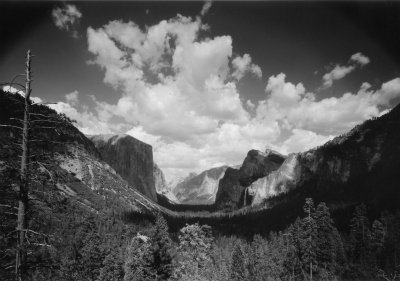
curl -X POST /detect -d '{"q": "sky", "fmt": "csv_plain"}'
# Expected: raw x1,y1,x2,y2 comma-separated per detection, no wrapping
1,1,400,183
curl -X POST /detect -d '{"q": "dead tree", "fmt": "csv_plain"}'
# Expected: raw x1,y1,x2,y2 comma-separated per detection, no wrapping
0,51,79,279
1,50,37,280
14,49,33,281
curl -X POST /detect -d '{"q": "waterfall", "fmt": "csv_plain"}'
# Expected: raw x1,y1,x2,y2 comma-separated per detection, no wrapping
243,187,247,207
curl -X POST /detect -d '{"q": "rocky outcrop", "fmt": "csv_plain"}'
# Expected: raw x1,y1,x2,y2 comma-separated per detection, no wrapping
215,149,286,210
89,134,157,202
173,166,228,205
239,149,286,186
214,167,244,210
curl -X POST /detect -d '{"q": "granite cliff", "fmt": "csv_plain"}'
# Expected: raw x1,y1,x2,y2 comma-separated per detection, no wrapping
89,134,158,202
215,149,286,210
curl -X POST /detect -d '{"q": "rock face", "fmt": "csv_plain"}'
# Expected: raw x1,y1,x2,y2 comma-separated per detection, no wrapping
215,149,286,210
247,104,400,211
249,154,300,205
173,166,228,205
89,134,157,202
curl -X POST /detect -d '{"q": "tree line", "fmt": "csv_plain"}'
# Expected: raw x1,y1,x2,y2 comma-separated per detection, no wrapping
9,197,396,281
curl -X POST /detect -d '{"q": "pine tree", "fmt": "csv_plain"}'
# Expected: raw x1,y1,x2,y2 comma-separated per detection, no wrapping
124,234,154,281
285,217,303,280
349,204,371,266
230,244,246,281
80,231,105,281
174,223,213,280
98,248,124,281
150,213,174,280
248,234,267,281
379,211,400,276
301,198,317,281
314,202,344,279
266,231,287,280
370,219,385,267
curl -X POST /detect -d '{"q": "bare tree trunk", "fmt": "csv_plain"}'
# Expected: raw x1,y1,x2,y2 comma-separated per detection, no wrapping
15,50,32,281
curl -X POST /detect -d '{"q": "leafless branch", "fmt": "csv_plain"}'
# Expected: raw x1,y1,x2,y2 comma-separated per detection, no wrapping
31,126,56,130
0,124,23,130
10,74,25,85
30,119,66,124
0,204,18,210
21,229,48,237
9,118,24,123
29,113,53,118
3,212,18,216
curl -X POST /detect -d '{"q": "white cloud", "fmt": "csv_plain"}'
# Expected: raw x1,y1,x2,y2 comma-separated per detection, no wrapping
322,64,355,88
261,73,400,135
231,54,262,80
86,16,250,143
52,4,82,38
48,91,120,135
60,14,399,182
65,91,79,106
280,129,334,154
200,1,213,16
373,78,400,106
322,52,370,88
350,52,370,66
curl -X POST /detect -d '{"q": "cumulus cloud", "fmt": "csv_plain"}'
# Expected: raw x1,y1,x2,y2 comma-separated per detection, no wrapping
322,65,355,89
65,91,79,106
53,13,399,182
86,15,251,142
322,52,370,88
232,54,262,80
350,52,370,66
280,129,334,154
49,91,121,135
261,73,400,135
52,4,82,38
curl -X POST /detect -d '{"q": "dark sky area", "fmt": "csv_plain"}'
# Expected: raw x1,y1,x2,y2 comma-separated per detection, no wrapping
2,1,400,103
